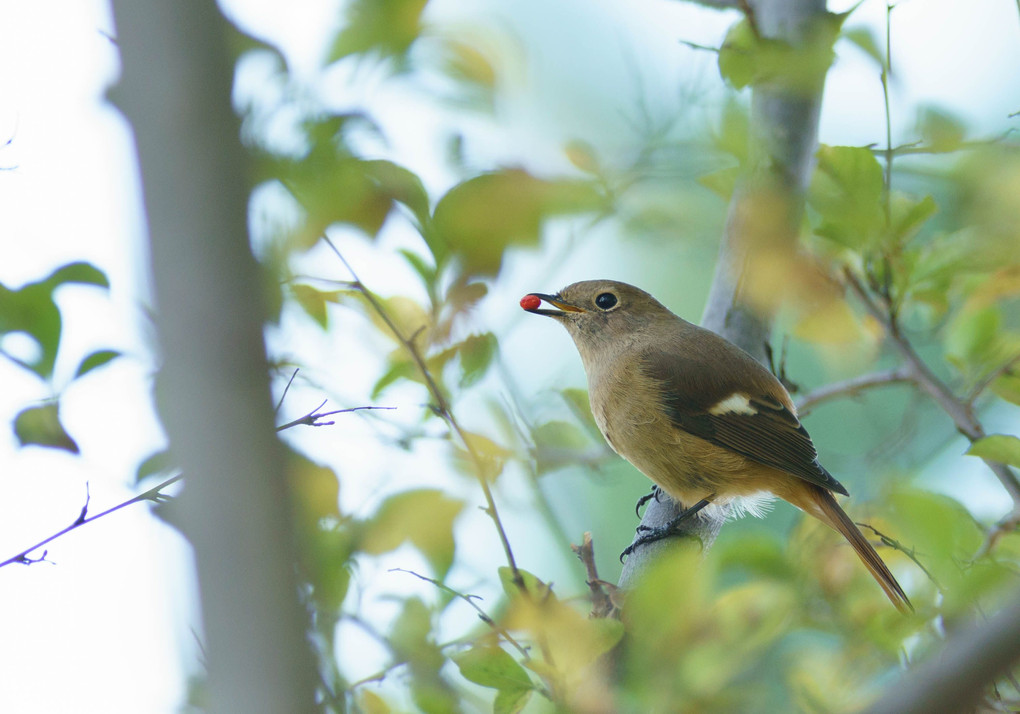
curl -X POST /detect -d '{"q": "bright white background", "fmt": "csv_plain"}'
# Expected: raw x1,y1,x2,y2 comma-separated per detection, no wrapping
0,0,1018,712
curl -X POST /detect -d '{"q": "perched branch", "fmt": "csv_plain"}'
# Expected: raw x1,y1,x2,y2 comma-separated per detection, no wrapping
866,588,1020,714
0,474,182,569
795,366,914,416
843,269,1020,503
324,238,525,592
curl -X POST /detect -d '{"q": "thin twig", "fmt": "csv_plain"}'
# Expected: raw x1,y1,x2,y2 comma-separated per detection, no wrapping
972,507,1020,561
275,368,300,414
796,366,914,416
323,237,525,592
843,268,1020,503
276,403,395,432
856,521,940,590
389,568,531,659
570,533,620,619
967,354,1020,405
0,473,183,569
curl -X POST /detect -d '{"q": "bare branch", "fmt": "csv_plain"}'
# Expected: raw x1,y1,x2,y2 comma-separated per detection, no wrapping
324,238,526,593
795,366,914,416
0,473,183,569
866,589,1020,714
843,269,1020,503
389,568,532,660
571,533,621,619
276,404,395,432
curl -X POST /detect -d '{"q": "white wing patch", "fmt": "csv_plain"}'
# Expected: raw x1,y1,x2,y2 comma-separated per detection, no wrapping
707,393,757,416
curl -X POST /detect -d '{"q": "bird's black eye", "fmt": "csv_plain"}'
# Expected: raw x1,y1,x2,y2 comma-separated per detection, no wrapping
594,292,618,310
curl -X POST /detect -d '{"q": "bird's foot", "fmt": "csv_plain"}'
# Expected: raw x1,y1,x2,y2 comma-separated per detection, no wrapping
634,485,664,517
620,498,712,562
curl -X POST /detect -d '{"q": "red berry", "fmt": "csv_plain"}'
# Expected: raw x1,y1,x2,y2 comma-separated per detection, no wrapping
520,294,541,311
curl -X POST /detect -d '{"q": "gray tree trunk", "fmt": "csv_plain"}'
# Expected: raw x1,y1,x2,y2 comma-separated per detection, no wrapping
109,3,318,712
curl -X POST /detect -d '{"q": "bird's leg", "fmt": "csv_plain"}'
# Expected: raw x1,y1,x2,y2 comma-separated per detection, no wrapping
634,484,664,517
620,497,713,561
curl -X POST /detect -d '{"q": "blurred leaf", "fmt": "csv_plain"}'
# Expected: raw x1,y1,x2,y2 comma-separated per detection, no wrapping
917,106,966,153
718,14,839,93
400,249,438,291
889,194,937,245
357,690,393,714
841,26,883,67
389,597,463,714
698,166,740,200
944,304,999,363
454,431,512,482
497,566,550,602
364,489,464,577
809,145,884,249
560,387,601,438
0,262,109,380
278,119,427,247
74,349,121,379
431,169,601,277
364,159,431,228
713,99,749,163
47,261,110,289
136,449,174,483
967,434,1020,468
991,373,1020,406
564,140,600,174
453,644,534,713
458,332,497,387
288,454,341,524
290,284,333,328
327,0,429,64
14,403,78,454
532,420,591,474
372,357,418,399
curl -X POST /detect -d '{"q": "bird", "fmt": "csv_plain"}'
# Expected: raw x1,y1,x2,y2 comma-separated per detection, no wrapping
520,279,911,613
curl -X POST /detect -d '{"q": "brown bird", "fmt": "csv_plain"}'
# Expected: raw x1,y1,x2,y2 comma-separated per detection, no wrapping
521,279,911,613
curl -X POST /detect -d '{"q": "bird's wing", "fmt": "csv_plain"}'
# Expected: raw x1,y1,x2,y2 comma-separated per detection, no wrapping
639,346,849,496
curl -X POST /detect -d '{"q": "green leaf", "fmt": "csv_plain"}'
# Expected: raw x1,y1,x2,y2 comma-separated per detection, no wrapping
327,0,428,64
809,145,885,249
698,166,740,200
290,284,333,328
364,489,464,577
458,332,497,387
399,249,437,290
917,106,966,153
14,403,79,454
532,420,592,474
718,20,756,89
431,169,601,277
494,688,532,714
967,434,1020,468
497,566,550,601
0,262,108,380
372,357,418,399
944,304,1000,363
841,26,884,67
452,645,534,692
136,449,174,482
991,373,1020,406
890,193,937,245
364,159,431,228
74,349,121,379
47,262,109,289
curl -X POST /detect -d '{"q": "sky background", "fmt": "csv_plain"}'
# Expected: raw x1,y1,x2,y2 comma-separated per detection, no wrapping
1,0,1019,712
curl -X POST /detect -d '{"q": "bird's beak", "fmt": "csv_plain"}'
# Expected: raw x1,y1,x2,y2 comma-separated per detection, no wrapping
521,293,586,317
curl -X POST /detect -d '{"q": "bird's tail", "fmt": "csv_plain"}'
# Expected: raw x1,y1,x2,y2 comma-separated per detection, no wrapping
792,484,912,614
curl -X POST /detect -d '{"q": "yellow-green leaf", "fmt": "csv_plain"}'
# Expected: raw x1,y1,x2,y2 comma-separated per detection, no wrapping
967,434,1020,468
14,403,79,454
364,489,464,577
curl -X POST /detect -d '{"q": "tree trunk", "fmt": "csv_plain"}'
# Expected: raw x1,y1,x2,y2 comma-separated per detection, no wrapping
109,3,318,712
